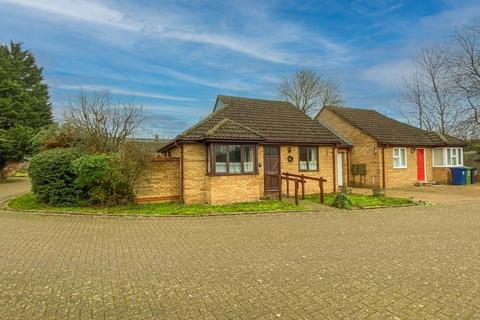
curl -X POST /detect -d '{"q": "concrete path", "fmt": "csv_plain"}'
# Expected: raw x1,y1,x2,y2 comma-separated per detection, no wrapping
0,177,31,202
353,184,480,204
1,200,480,319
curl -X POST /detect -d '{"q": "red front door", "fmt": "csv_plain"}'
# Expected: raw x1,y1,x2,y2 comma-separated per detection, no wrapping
416,148,425,181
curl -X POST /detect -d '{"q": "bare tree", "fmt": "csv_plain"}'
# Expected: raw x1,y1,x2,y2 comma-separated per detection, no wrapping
278,69,344,116
64,90,144,153
449,23,480,126
401,45,462,134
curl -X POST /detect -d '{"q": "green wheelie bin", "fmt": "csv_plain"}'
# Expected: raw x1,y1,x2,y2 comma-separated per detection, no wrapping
465,167,472,184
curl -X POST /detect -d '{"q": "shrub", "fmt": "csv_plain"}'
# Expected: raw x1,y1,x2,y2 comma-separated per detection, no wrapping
73,154,135,206
28,148,85,206
331,193,353,209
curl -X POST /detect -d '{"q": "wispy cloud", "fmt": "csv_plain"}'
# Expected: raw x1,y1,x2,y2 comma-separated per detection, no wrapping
0,0,135,30
57,84,196,101
155,66,254,91
360,59,414,89
0,0,346,65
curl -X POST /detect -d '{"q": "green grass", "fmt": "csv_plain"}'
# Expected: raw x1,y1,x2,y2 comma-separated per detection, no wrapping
8,193,304,216
305,193,414,209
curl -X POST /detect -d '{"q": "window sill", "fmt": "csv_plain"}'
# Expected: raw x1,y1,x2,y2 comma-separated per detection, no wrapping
393,166,407,169
299,169,319,172
207,172,259,177
433,165,464,168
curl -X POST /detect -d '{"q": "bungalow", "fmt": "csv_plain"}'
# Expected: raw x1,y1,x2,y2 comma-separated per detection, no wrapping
316,106,467,188
156,95,351,205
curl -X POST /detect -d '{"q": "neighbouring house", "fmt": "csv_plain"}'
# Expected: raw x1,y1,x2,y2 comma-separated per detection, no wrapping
316,106,467,188
144,95,351,205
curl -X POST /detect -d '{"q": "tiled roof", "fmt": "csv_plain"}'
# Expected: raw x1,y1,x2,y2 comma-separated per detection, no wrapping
205,118,264,140
321,106,466,147
171,95,350,146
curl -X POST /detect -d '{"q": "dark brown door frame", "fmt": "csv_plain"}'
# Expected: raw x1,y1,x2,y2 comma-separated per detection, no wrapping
263,145,281,193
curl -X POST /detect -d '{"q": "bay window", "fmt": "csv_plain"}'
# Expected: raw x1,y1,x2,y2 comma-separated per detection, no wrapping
299,146,318,171
433,147,463,167
209,144,257,175
393,148,407,168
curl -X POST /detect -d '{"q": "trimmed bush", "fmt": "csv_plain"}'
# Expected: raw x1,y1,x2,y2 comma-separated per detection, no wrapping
331,193,353,209
28,148,85,206
73,154,135,206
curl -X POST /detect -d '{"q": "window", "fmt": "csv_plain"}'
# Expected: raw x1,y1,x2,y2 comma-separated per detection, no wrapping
393,148,407,168
210,144,257,175
433,148,463,167
228,145,241,173
244,145,254,173
215,145,227,173
299,146,318,171
433,148,444,167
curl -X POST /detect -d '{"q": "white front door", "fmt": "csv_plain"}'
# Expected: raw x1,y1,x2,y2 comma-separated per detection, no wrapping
337,153,343,187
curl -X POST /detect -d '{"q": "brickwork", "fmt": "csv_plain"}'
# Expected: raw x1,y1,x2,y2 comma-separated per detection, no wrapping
147,142,345,205
135,157,180,203
2,201,480,319
318,109,449,188
280,145,337,194
383,147,434,187
182,143,208,204
433,167,451,184
317,109,381,187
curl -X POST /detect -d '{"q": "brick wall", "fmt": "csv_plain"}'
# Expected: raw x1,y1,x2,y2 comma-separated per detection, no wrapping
182,143,208,204
433,167,450,184
317,109,381,188
147,142,345,205
279,145,337,194
383,147,434,187
135,157,180,203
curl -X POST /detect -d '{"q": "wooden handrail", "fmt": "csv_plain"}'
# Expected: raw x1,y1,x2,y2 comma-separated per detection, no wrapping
282,172,327,182
265,172,326,205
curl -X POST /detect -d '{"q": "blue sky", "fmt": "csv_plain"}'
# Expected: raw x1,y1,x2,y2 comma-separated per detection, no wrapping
1,0,480,137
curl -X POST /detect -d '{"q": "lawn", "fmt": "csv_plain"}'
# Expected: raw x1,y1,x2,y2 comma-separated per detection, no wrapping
305,193,415,209
8,193,305,216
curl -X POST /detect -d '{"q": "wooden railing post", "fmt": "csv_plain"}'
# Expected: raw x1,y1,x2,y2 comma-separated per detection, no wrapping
286,173,290,197
278,174,282,201
320,179,324,204
294,179,299,206
301,174,305,200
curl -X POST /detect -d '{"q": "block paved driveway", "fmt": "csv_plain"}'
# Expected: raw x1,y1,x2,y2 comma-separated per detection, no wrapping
1,183,480,319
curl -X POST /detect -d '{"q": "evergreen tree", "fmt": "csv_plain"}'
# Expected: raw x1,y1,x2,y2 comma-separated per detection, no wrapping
0,42,53,176
0,41,52,129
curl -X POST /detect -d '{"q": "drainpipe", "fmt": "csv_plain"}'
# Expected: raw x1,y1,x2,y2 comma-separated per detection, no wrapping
332,145,337,193
346,148,351,187
180,144,184,203
381,146,386,189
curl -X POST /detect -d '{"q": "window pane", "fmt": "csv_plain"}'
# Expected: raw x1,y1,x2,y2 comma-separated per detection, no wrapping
215,145,227,173
244,145,254,173
393,157,400,168
451,148,457,166
308,147,317,170
459,148,463,165
228,145,241,173
394,148,399,157
433,148,444,166
299,147,308,170
400,149,406,167
447,148,452,166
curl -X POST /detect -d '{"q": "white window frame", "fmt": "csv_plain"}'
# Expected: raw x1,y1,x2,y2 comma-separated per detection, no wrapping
393,148,407,169
432,147,464,167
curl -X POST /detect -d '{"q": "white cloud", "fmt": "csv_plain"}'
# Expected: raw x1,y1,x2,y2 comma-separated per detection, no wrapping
1,0,346,65
155,66,254,91
57,84,196,101
0,0,137,30
360,59,414,89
